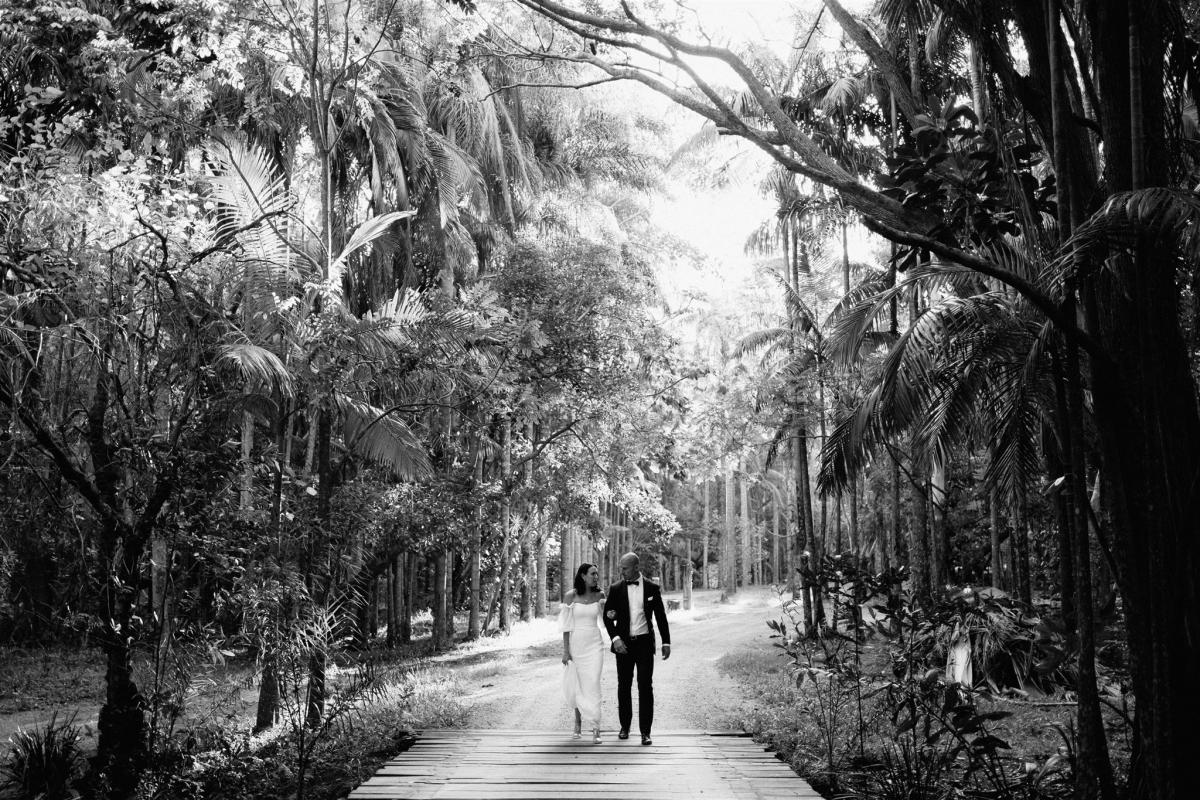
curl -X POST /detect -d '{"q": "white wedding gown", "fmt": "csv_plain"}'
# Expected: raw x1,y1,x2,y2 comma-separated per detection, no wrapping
559,601,605,728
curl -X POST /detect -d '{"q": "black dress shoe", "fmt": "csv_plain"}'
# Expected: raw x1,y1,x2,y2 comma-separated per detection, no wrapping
617,729,629,740
641,734,652,746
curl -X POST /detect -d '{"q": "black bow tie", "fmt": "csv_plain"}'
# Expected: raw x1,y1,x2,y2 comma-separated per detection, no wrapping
625,579,640,587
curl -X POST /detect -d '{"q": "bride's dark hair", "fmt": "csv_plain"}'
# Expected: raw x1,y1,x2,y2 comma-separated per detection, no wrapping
573,563,596,596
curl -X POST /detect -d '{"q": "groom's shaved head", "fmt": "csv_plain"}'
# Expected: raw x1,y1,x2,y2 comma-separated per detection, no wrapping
619,552,640,581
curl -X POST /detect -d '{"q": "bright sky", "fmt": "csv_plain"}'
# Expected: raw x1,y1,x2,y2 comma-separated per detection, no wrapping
497,0,884,327
593,0,881,317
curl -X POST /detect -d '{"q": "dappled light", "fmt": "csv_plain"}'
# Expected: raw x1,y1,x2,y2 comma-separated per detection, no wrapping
1,1,1196,799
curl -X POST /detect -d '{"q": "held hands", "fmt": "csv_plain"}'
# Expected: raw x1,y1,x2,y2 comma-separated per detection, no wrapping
562,652,572,665
612,637,628,655
662,643,671,660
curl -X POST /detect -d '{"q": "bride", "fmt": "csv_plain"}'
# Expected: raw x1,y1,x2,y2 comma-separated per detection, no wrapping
559,563,608,743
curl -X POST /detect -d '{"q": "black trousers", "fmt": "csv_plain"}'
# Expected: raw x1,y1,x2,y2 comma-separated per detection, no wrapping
615,636,655,735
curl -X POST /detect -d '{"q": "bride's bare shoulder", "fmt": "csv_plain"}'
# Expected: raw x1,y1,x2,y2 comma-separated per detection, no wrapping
563,589,577,603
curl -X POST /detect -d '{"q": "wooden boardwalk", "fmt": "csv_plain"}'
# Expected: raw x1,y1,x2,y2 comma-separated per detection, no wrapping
349,729,822,799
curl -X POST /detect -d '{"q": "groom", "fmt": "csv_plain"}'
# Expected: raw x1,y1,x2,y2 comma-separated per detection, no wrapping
603,552,671,745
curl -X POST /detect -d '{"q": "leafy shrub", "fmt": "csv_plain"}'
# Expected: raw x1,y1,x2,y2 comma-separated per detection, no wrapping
756,567,1078,799
0,713,85,800
904,590,1073,694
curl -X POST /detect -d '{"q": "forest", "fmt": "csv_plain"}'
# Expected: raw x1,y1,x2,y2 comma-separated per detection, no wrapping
1,0,1199,799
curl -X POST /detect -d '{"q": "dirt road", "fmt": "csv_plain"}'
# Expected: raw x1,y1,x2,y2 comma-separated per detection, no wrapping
446,587,786,733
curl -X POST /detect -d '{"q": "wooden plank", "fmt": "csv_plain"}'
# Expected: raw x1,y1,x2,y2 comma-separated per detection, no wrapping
349,729,820,800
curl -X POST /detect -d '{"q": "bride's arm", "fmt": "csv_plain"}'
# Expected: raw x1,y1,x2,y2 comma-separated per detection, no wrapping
559,590,575,663
597,591,611,645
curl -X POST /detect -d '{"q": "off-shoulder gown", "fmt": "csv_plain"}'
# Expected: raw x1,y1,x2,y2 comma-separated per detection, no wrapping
559,600,605,728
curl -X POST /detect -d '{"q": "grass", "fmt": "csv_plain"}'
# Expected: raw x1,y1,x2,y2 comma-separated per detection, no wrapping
0,647,102,714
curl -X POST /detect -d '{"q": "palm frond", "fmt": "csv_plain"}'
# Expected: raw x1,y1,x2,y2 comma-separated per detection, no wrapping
820,74,866,113
337,396,431,479
732,327,791,360
823,262,971,366
206,135,301,296
218,341,294,397
768,268,820,332
667,122,722,170
975,238,1046,291
1055,188,1200,289
327,210,417,293
818,384,884,492
372,289,433,327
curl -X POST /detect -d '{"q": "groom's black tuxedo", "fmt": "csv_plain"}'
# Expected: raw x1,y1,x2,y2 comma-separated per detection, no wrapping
603,577,670,738
602,578,671,650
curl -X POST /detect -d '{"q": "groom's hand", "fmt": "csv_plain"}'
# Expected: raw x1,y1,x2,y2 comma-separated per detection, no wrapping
661,644,671,660
612,637,628,655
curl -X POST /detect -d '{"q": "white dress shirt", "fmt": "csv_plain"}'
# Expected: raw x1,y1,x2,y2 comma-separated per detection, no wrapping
626,573,649,637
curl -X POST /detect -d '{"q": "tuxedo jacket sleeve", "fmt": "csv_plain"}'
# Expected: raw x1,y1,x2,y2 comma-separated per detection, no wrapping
644,580,671,646
602,583,625,642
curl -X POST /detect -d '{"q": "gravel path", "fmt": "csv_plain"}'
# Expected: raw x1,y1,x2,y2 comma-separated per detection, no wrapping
0,588,787,747
448,587,785,733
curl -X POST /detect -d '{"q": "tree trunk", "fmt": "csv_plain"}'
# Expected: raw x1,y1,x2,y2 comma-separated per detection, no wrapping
834,493,843,553
151,536,171,661
519,536,533,622
683,537,694,609
887,451,900,572
498,414,513,632
560,524,572,600
254,655,279,733
468,447,484,639
368,574,380,640
793,432,815,636
772,494,781,584
445,550,455,643
989,487,1004,590
818,380,828,554
966,41,988,124
702,481,710,589
94,521,149,798
521,420,535,622
908,462,931,605
386,555,398,647
1084,6,1200,796
239,402,254,513
929,455,948,590
536,529,548,618
401,552,413,643
848,475,859,556
432,552,448,651
739,466,751,589
305,407,333,729
723,466,735,594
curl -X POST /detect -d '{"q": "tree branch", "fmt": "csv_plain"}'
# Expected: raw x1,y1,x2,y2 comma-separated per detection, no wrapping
481,77,622,99
820,0,922,122
512,0,1104,362
860,216,1106,363
0,380,119,523
509,419,579,473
